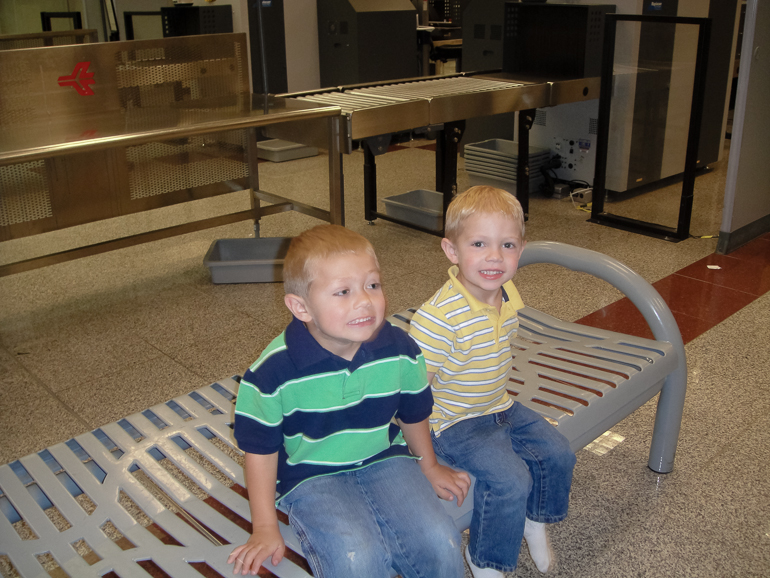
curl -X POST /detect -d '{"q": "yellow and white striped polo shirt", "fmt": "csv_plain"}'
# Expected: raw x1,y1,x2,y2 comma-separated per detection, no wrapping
408,266,524,434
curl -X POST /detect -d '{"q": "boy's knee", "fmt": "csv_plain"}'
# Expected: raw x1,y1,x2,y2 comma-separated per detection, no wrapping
340,547,391,575
418,527,464,576
433,522,462,550
552,443,577,474
482,469,532,501
490,457,533,495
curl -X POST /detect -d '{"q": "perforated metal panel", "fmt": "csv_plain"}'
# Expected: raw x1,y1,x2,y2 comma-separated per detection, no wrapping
126,130,249,201
0,162,53,227
0,60,42,128
0,38,41,50
115,43,245,110
0,33,249,128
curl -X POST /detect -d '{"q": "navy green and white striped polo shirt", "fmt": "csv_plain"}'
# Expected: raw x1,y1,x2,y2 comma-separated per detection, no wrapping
234,317,432,501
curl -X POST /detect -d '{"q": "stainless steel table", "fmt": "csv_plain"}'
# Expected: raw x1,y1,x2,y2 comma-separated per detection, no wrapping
0,33,343,277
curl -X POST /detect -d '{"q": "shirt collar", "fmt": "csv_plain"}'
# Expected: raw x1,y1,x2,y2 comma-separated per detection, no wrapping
285,316,396,372
447,265,519,313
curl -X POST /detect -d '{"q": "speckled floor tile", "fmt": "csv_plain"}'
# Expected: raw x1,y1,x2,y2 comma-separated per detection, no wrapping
0,396,87,465
0,347,50,409
166,316,289,384
56,355,208,430
98,284,253,356
383,271,448,318
191,278,289,325
8,318,163,393
576,412,770,578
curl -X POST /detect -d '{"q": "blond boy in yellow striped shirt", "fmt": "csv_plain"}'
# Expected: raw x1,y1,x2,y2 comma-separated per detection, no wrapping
409,186,576,577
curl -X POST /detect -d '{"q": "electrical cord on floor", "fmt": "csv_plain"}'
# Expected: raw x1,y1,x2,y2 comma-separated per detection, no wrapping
570,187,592,211
574,202,592,213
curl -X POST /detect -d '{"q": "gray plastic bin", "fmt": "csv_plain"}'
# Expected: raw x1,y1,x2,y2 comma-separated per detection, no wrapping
204,237,292,283
466,171,544,196
464,139,549,161
382,189,443,231
257,139,318,162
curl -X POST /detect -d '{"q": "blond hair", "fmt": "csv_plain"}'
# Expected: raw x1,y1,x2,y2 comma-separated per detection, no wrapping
283,225,378,297
444,186,525,241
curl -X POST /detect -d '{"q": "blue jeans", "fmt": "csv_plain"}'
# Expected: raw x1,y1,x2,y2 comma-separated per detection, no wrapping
431,402,576,572
280,457,464,578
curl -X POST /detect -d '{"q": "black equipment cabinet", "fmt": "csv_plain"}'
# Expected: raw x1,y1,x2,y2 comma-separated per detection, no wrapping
317,0,418,88
502,2,615,79
161,5,233,38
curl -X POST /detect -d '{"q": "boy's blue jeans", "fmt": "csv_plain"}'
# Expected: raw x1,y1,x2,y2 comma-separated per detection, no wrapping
431,401,576,572
280,456,464,578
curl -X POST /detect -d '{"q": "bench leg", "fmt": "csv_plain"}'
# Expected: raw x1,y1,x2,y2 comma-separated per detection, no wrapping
648,363,687,473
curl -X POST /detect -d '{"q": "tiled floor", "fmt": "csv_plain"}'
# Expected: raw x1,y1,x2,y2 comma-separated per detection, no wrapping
1,138,769,577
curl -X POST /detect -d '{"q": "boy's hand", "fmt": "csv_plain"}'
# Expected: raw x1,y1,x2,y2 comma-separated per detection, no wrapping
227,525,285,575
420,461,471,507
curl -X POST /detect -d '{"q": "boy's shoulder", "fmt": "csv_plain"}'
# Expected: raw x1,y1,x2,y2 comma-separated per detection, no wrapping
377,320,423,359
247,330,289,371
241,330,292,392
416,276,468,317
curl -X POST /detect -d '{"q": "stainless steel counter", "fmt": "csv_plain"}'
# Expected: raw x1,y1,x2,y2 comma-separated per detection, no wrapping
0,34,343,276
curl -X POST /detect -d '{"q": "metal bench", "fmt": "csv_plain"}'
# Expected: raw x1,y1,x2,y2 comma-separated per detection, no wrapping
0,242,685,577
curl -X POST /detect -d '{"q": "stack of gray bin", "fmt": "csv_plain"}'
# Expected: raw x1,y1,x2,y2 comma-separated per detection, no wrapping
464,139,550,196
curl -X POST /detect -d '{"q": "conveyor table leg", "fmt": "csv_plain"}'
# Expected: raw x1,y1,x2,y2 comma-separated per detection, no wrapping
247,127,262,237
328,115,345,226
436,121,465,229
364,141,377,224
517,109,535,221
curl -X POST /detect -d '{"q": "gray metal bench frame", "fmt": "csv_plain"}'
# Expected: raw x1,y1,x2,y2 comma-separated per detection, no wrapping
0,242,685,578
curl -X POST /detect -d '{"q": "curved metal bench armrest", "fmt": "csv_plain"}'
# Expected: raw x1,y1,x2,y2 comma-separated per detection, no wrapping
519,241,687,473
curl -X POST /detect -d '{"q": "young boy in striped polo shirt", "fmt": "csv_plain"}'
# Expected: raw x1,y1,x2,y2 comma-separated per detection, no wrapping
409,186,576,577
228,224,471,578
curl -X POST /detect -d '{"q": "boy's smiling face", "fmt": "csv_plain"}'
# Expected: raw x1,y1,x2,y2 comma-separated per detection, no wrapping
285,251,386,361
441,211,525,307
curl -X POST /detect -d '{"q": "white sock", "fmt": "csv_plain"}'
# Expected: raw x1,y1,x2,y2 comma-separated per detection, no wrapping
464,545,504,578
523,518,554,573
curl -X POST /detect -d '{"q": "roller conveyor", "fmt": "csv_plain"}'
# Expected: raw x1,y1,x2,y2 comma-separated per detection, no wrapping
269,72,599,232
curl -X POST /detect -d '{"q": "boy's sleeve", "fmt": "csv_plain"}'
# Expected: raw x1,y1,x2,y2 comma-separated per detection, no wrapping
505,280,526,311
233,364,285,455
408,304,453,373
394,339,434,424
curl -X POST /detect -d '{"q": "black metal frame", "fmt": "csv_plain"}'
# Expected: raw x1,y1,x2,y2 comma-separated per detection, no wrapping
102,0,120,41
41,12,83,32
363,121,467,236
123,12,162,41
590,14,711,242
363,115,534,236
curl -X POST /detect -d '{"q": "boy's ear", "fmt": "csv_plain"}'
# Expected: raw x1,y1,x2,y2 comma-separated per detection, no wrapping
441,238,460,264
284,293,313,322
